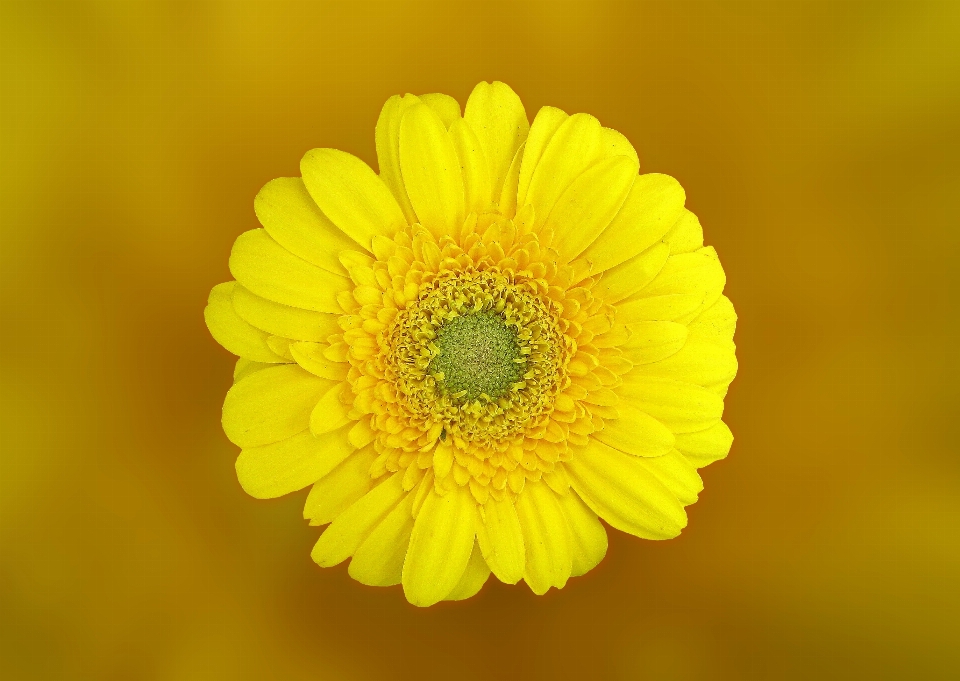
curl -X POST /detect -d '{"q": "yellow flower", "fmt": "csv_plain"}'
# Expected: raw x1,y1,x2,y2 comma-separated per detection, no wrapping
204,82,737,606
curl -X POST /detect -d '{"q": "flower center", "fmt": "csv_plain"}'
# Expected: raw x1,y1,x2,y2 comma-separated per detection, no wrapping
428,311,525,403
385,268,567,445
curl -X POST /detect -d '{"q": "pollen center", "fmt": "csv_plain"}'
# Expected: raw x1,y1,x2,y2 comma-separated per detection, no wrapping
429,311,525,402
387,267,567,445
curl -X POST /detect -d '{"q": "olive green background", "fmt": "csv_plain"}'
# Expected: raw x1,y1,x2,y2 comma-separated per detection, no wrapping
2,1,958,679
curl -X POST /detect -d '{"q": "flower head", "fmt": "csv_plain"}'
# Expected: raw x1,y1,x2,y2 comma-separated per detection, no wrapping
205,82,737,606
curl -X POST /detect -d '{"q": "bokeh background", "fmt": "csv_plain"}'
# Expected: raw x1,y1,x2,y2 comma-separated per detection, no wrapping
2,0,958,678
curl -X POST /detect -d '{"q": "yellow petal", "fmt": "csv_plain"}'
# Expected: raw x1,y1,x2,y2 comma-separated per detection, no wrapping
567,439,686,540
375,93,421,224
592,242,669,304
311,473,405,567
265,334,295,361
432,441,454,480
593,402,675,457
516,481,572,595
289,341,349,381
616,293,704,323
619,376,724,433
517,106,568,208
599,127,638,165
347,417,376,449
449,118,493,215
236,426,353,499
222,364,332,448
300,148,406,250
674,421,734,468
557,489,607,577
497,142,525,217
309,383,352,436
575,173,686,274
418,92,461,129
254,177,355,276
399,103,465,239
621,321,688,364
348,491,415,586
229,229,351,314
204,282,285,363
663,208,704,254
463,81,529,202
303,445,378,525
402,485,476,607
525,113,603,228
686,295,737,348
476,496,525,584
637,450,703,506
637,339,738,387
233,358,273,383
232,284,340,342
444,540,491,601
548,155,639,263
641,248,725,304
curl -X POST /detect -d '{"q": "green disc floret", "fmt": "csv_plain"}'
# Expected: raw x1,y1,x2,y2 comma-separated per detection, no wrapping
429,311,525,402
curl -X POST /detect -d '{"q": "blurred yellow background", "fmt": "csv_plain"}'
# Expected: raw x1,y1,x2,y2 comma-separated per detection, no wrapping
2,0,958,678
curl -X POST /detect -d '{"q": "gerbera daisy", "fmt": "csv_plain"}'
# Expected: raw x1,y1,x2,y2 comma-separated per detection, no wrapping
204,82,737,606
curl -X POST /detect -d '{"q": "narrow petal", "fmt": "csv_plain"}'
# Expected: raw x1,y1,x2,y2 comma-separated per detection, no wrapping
375,93,421,224
599,127,638,165
236,425,353,499
229,229,351,313
593,402,675,457
525,113,603,229
254,177,354,275
576,173,686,274
289,342,349,381
311,473,405,567
476,496,525,584
222,364,332,448
621,321,688,365
686,295,737,347
265,335,295,360
463,81,529,202
233,358,273,383
303,445,378,525
517,106,569,208
567,439,687,540
347,417,376,449
638,450,703,506
301,148,406,250
348,491,415,587
309,383,352,436
232,284,340,342
399,103,465,239
637,340,738,387
444,540,491,601
204,282,285,363
618,376,724,433
373,92,461,223
418,92,461,129
402,485,476,607
663,208,704,254
548,155,640,263
497,142,525,217
449,118,493,215
616,293,704,323
674,421,734,468
592,242,670,304
641,248,726,304
516,481,572,595
557,489,608,577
